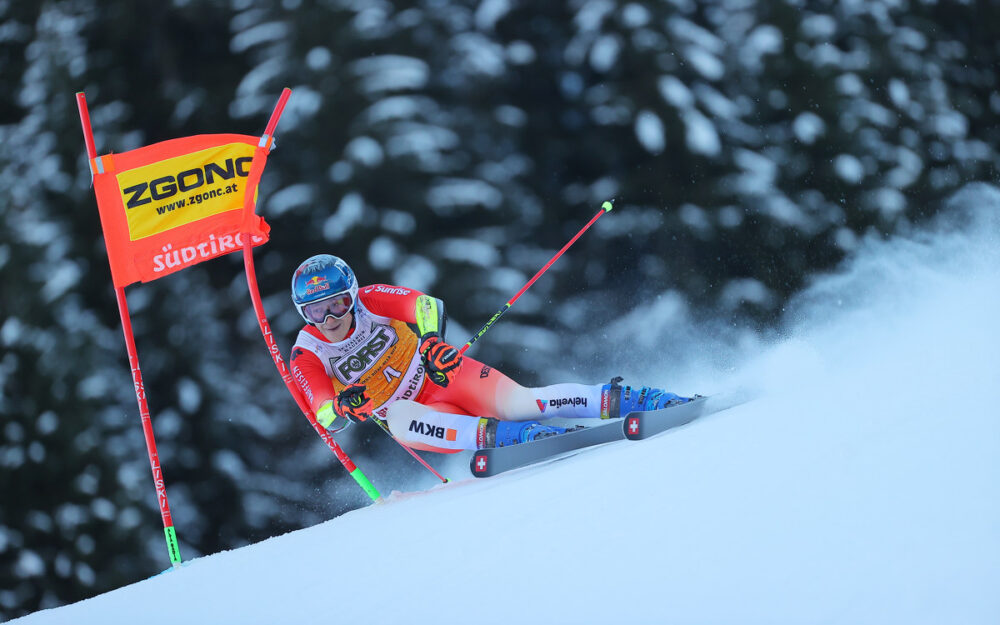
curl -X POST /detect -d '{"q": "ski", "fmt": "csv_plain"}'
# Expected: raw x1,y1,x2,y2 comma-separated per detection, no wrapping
622,393,750,440
621,395,709,440
470,393,750,477
470,418,626,477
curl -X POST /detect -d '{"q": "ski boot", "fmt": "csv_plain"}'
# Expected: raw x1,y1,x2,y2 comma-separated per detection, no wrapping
601,376,691,419
481,418,568,448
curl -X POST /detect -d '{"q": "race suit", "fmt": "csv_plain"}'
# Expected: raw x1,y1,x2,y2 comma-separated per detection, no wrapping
290,284,607,453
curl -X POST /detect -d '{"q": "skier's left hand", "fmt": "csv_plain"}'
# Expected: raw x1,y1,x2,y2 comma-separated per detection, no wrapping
335,384,373,423
419,334,463,388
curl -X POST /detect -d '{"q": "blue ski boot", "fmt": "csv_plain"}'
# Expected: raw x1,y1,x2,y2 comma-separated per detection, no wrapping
481,418,568,448
601,376,691,419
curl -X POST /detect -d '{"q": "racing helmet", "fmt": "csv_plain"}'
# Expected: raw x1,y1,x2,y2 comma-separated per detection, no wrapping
291,254,359,324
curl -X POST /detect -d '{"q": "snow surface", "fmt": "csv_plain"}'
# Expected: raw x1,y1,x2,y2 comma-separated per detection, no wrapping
14,198,1000,624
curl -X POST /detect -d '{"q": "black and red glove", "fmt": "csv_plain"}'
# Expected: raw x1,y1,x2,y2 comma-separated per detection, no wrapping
419,335,463,388
335,384,373,423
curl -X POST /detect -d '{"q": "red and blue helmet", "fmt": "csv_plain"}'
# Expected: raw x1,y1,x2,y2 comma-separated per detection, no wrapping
291,255,358,324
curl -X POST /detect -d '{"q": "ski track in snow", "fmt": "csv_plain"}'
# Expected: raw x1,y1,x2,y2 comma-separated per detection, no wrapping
14,190,1000,624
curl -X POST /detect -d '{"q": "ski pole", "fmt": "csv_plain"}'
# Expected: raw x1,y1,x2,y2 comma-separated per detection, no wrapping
460,200,614,354
370,417,449,483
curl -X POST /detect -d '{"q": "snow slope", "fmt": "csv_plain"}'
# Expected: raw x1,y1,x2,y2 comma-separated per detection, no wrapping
14,189,1000,624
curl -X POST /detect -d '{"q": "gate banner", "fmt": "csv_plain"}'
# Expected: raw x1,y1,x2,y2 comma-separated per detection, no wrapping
90,133,270,287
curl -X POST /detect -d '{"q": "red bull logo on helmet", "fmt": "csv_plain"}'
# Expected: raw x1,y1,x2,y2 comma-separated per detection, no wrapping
304,275,331,295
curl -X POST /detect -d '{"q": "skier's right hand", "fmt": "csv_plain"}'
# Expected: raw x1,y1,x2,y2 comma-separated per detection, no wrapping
335,384,373,423
419,334,463,388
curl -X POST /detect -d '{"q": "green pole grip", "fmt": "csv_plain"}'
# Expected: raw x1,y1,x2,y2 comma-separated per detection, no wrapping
350,467,382,502
164,525,182,566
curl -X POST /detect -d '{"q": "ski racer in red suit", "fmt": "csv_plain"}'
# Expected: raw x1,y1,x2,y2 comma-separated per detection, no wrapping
289,254,690,452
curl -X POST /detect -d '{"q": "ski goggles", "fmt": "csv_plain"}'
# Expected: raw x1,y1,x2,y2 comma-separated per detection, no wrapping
299,290,355,324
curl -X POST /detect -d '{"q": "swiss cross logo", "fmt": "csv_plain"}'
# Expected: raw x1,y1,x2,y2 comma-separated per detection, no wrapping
474,455,488,473
628,417,640,436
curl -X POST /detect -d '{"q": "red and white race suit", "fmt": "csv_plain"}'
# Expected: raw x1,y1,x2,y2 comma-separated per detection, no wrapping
290,284,606,452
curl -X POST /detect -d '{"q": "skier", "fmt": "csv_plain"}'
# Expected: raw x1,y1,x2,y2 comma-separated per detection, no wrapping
289,254,690,453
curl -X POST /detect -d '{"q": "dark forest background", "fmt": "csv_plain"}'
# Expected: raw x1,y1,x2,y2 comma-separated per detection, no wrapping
1,0,997,618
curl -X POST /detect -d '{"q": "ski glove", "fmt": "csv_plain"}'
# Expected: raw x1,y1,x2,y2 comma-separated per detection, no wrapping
335,384,373,423
419,334,463,388
317,402,348,431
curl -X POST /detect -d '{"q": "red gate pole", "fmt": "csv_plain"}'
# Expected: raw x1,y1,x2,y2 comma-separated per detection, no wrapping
76,92,183,568
240,89,381,502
